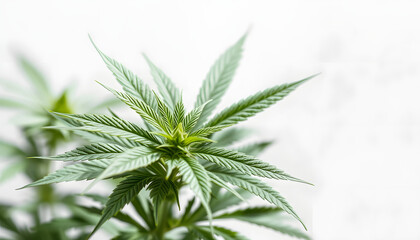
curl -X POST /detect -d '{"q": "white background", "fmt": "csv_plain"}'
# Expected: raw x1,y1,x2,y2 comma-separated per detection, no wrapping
1,0,420,239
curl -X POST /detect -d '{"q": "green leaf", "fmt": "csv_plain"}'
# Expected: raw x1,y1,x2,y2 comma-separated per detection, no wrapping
235,141,273,156
216,207,310,239
0,204,20,233
0,77,30,96
211,128,252,147
184,226,214,240
112,231,149,240
183,100,211,132
100,84,167,132
87,147,160,190
66,199,121,235
0,98,28,110
148,177,172,221
107,107,121,119
209,188,251,213
257,224,311,240
90,174,153,238
90,36,157,110
132,191,155,229
214,206,282,219
210,167,306,230
178,158,211,203
79,204,147,232
183,187,250,224
206,74,318,128
189,124,232,138
82,194,108,205
165,158,180,178
195,34,247,128
57,116,141,148
21,159,112,188
173,100,185,126
43,143,126,161
143,54,181,110
207,171,245,202
192,147,308,184
211,226,250,240
51,89,72,113
0,161,26,183
18,55,51,101
54,112,161,146
182,136,215,146
36,217,91,231
0,139,26,157
178,157,213,229
187,226,249,240
153,91,174,131
148,178,172,205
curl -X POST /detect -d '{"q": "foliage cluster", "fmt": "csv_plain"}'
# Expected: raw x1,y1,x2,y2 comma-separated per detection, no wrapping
1,33,315,240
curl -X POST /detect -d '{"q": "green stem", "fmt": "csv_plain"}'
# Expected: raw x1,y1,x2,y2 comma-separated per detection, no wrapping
154,199,172,240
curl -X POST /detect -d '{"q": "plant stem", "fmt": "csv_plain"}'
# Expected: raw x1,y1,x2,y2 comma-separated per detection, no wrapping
154,199,172,240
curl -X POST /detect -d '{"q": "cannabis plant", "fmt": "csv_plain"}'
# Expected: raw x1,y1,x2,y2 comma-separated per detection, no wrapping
0,55,120,240
21,34,317,239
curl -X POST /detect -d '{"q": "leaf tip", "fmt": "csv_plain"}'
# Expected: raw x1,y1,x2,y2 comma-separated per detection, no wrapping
142,52,150,61
245,25,252,37
88,34,96,47
15,185,27,190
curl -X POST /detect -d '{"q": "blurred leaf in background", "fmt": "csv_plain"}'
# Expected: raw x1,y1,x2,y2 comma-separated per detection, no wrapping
0,55,121,239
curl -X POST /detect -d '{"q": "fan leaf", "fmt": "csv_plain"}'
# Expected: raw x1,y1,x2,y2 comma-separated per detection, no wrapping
153,91,174,131
143,54,181,110
0,98,29,110
186,226,249,240
216,207,310,239
209,167,306,230
21,159,112,188
100,84,168,132
178,157,213,229
235,141,273,156
192,147,308,184
207,172,245,202
95,147,160,181
90,36,157,110
189,124,232,138
194,34,247,128
214,206,282,219
53,112,161,146
173,100,185,126
89,174,154,238
18,55,51,101
43,143,126,161
183,101,210,132
206,74,317,128
211,128,252,147
57,116,141,148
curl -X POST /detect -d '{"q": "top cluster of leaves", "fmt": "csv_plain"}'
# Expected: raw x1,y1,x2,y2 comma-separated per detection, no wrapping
22,33,317,239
